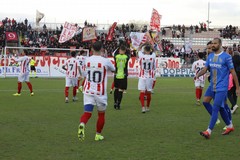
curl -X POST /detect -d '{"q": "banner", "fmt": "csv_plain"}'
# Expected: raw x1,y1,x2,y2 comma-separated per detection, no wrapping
160,68,194,77
58,22,78,43
150,8,162,32
5,32,18,42
129,32,146,49
1,56,185,78
106,22,117,41
82,27,97,42
36,10,44,26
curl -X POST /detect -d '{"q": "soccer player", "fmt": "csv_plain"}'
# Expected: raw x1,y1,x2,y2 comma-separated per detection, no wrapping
78,41,115,141
138,43,156,113
192,52,206,105
197,38,240,139
62,51,81,103
30,57,37,78
113,45,130,110
13,50,34,96
76,50,87,92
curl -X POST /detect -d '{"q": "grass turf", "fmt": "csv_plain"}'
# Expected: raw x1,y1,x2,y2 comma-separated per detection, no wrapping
0,77,239,160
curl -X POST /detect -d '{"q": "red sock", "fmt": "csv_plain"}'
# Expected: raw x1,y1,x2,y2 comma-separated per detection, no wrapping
26,82,33,93
65,87,69,97
199,88,203,99
96,112,105,133
77,80,80,88
152,80,156,89
18,82,22,93
140,92,145,107
80,112,92,124
146,92,152,107
195,88,200,100
73,86,77,97
111,81,114,90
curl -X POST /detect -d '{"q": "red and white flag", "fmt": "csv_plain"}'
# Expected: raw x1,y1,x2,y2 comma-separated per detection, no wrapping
150,8,162,32
5,32,18,42
58,22,78,43
106,22,117,41
129,32,146,49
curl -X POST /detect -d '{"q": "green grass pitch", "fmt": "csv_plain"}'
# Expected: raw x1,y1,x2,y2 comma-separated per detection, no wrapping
0,77,239,160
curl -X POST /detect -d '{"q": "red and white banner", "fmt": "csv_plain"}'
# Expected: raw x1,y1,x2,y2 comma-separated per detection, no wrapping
150,8,162,32
5,32,18,42
106,22,117,41
58,22,78,43
0,56,184,78
82,27,97,42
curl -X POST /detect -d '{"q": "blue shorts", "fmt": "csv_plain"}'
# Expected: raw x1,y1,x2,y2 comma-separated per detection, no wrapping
204,86,214,98
205,86,227,108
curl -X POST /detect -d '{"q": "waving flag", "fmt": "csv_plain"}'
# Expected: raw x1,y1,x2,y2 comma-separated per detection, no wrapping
106,22,117,41
36,10,44,26
150,8,162,32
130,32,146,49
5,32,18,42
58,22,78,43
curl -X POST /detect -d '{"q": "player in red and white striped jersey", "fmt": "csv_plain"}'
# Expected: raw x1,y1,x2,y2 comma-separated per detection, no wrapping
138,43,156,113
76,50,87,92
191,52,206,105
13,50,34,96
62,51,81,103
78,41,115,141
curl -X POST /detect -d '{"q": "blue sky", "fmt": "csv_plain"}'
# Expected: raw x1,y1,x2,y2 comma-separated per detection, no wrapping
1,0,240,27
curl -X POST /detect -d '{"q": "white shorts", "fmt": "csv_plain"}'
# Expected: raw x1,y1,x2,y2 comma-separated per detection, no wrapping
18,72,30,82
83,94,107,111
138,78,153,91
194,80,205,88
65,77,78,87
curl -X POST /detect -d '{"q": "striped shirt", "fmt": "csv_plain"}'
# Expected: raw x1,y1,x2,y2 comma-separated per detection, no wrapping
65,57,79,78
15,56,30,74
138,51,156,79
83,55,115,96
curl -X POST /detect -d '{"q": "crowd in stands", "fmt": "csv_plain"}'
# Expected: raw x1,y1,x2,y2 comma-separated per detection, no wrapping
219,25,240,39
1,17,240,58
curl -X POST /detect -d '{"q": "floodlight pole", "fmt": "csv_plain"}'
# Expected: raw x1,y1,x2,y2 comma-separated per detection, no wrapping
206,1,211,31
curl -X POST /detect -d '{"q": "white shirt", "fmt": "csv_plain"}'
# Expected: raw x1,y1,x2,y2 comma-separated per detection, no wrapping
192,59,206,81
83,55,115,96
138,51,156,79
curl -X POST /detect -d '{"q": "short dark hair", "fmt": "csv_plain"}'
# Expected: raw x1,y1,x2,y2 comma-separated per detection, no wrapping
71,51,77,57
213,38,222,45
92,41,102,52
198,52,204,59
207,41,212,45
80,50,85,55
144,45,151,52
119,45,126,51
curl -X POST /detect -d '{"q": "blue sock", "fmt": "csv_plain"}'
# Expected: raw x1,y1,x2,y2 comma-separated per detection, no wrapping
209,105,220,130
224,103,232,121
220,107,231,126
203,102,212,116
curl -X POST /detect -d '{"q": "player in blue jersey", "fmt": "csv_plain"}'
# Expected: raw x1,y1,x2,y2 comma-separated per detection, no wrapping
196,38,240,139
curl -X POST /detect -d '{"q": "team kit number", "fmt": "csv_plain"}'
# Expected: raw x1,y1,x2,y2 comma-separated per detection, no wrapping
87,70,102,83
143,61,152,70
